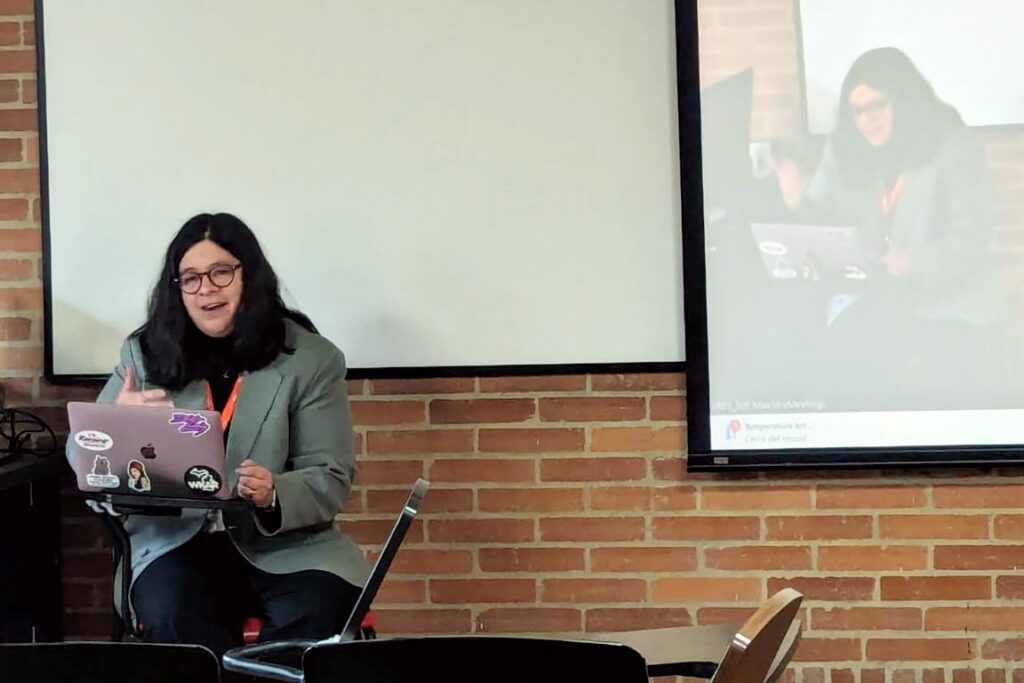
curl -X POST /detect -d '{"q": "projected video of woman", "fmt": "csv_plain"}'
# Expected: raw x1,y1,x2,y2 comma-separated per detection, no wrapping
695,0,1024,452
771,47,1006,408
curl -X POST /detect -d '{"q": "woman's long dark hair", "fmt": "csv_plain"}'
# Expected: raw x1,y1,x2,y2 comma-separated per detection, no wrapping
136,213,316,389
831,47,964,185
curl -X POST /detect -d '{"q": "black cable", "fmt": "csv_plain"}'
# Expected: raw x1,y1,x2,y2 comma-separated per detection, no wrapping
0,407,58,459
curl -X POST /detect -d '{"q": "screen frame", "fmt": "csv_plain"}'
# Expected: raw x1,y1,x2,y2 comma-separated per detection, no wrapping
676,0,1024,472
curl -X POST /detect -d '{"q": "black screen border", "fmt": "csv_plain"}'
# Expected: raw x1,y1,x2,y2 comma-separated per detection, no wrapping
676,0,1024,472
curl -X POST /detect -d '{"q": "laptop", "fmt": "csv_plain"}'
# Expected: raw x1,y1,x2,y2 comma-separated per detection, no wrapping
67,401,233,501
329,477,430,642
700,68,755,224
750,223,871,282
222,478,432,679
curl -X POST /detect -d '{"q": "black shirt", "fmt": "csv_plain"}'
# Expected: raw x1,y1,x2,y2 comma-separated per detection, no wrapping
198,335,238,441
207,371,238,414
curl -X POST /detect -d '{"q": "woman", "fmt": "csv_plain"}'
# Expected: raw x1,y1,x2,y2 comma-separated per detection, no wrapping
88,212,368,660
776,47,1005,406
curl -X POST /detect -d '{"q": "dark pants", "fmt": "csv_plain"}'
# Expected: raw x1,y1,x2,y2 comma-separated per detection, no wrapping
825,289,1004,410
132,532,359,677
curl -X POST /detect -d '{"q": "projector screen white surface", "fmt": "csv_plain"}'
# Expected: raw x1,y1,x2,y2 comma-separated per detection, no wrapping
800,0,1024,134
693,1,1024,455
41,0,684,377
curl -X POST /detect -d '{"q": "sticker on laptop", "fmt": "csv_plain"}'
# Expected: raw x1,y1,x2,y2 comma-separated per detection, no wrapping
169,412,212,437
184,466,222,495
75,430,113,452
85,455,120,488
126,459,152,493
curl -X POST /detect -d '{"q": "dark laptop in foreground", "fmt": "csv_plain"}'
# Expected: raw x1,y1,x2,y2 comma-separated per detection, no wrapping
222,478,430,681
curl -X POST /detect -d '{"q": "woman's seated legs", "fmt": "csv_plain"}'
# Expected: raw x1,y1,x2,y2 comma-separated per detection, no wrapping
131,533,248,657
132,529,360,674
249,567,361,642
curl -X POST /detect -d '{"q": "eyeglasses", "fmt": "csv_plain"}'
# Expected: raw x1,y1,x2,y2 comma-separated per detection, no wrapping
174,264,241,294
851,96,891,120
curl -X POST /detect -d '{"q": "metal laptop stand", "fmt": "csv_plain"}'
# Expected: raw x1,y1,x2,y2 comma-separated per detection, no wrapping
83,491,247,514
82,492,249,641
222,478,430,682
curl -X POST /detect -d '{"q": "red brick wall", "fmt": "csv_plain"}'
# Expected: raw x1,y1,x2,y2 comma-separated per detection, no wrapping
345,382,1024,683
2,2,1024,683
698,0,802,139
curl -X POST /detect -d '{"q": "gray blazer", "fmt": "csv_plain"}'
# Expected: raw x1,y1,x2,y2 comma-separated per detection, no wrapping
71,320,368,613
806,129,1006,326
806,130,1007,327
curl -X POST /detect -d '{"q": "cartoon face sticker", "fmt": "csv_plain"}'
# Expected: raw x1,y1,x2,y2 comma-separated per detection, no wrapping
126,459,152,493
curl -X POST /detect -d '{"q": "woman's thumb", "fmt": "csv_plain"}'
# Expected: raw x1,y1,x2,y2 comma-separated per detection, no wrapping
122,366,135,392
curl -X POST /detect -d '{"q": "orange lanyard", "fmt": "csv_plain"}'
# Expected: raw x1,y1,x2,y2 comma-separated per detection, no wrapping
206,376,243,431
881,175,905,216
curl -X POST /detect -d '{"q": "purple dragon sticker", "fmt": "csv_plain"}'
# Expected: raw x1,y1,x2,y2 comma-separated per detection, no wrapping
169,412,212,437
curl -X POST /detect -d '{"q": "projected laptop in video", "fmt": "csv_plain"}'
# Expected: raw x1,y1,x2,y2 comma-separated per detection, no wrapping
67,401,233,502
701,68,754,224
750,223,871,282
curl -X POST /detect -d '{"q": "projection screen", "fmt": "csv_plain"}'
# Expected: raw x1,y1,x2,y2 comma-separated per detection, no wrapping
39,0,685,379
683,0,1024,468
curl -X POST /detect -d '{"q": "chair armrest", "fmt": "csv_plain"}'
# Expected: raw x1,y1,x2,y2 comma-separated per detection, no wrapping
222,640,316,683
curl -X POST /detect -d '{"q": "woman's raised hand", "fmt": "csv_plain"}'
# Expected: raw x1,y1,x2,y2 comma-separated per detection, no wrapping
116,366,173,407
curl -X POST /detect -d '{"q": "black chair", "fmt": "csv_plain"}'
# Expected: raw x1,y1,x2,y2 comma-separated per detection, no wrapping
0,642,220,683
303,637,650,683
230,636,650,683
